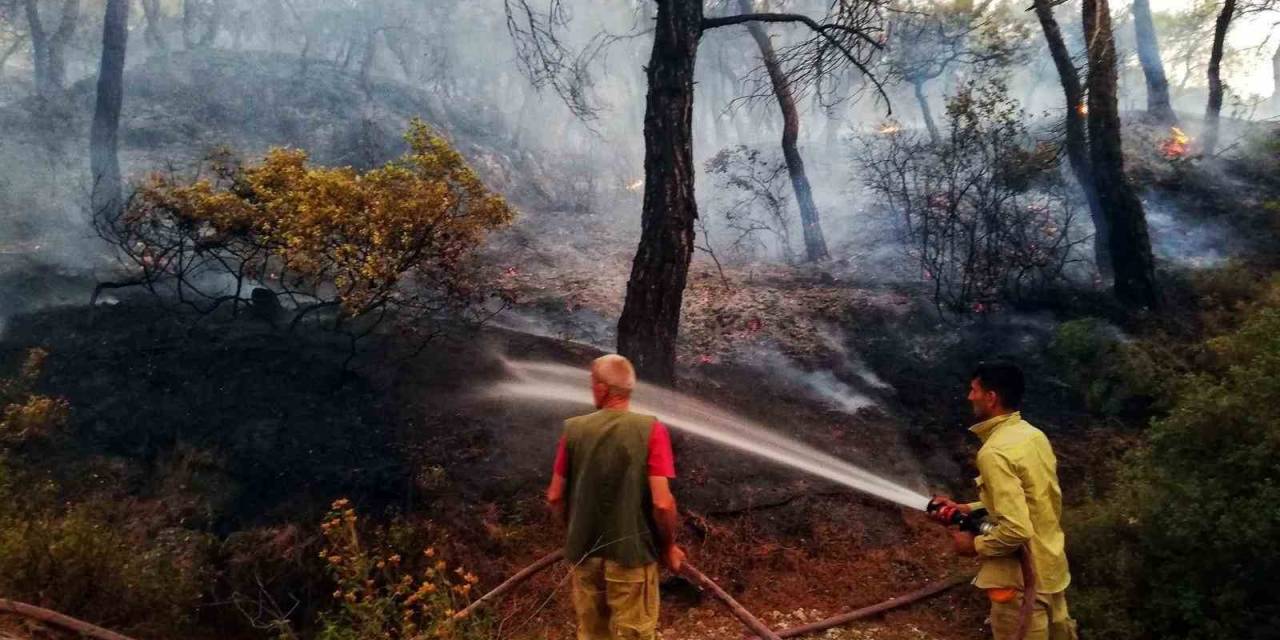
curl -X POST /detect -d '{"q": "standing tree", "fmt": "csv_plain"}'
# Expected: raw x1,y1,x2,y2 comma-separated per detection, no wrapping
1084,0,1160,309
22,0,79,98
90,0,128,221
1272,40,1280,111
1031,0,1109,277
506,0,886,383
1203,0,1236,154
737,0,828,262
1132,0,1177,124
140,0,168,53
880,0,1026,146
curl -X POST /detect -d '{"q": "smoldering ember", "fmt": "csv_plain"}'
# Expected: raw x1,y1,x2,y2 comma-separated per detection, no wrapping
0,1,1277,639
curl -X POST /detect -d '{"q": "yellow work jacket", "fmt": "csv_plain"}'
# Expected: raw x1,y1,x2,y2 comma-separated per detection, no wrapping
966,412,1071,593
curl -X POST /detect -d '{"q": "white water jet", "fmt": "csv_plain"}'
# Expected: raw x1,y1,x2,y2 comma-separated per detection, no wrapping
493,360,932,511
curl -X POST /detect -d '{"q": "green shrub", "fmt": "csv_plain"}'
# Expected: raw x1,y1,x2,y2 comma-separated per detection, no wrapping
1049,318,1167,418
0,497,215,636
0,350,214,637
1068,278,1280,640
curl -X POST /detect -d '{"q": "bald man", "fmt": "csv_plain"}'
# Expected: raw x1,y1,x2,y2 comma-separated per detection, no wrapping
546,354,684,640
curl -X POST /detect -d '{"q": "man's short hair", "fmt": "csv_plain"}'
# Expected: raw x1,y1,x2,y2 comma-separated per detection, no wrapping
592,354,636,398
972,361,1025,409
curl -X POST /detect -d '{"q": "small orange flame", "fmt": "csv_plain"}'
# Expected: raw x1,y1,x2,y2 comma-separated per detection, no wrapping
1076,102,1088,116
1160,126,1191,159
625,179,644,192
877,121,902,135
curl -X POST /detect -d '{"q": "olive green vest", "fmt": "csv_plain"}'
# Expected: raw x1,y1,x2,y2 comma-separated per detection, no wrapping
562,409,659,567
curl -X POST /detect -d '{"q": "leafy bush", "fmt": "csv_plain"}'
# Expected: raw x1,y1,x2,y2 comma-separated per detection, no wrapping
98,120,514,348
704,145,796,263
1049,319,1168,418
316,499,489,640
0,498,215,635
860,79,1090,315
0,348,69,443
1068,278,1280,640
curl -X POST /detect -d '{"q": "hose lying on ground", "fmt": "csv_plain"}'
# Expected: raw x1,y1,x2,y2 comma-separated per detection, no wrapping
682,563,781,640
0,599,140,640
456,548,972,639
759,574,972,640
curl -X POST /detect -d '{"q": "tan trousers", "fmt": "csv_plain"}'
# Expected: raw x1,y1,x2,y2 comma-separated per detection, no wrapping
571,558,659,640
989,590,1078,640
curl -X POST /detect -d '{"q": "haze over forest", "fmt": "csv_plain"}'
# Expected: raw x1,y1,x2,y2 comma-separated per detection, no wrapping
0,1,1277,640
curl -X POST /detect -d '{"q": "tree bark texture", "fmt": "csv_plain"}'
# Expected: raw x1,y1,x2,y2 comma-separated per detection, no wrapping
912,80,941,145
1132,0,1176,124
1031,0,1111,278
90,0,129,222
24,0,80,97
1203,0,1235,155
1084,0,1160,309
739,0,829,263
616,0,703,385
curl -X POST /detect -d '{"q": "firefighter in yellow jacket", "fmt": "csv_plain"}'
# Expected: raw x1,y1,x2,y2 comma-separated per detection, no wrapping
932,362,1078,640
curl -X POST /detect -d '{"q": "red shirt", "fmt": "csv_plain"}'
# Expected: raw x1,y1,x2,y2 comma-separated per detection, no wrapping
553,419,676,478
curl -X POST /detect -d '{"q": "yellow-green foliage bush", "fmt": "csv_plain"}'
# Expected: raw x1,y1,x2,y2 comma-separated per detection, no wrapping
103,120,514,340
316,499,490,640
0,348,68,443
1068,277,1280,639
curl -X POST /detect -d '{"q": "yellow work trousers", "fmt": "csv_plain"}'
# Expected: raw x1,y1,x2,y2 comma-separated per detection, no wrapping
989,590,1078,640
571,558,659,640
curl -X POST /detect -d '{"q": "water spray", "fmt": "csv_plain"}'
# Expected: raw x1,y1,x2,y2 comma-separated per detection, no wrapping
471,360,1018,640
495,359,933,511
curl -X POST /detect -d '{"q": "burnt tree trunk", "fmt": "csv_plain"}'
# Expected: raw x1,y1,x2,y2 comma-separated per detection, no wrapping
1084,0,1159,309
616,0,703,384
90,0,129,221
912,80,941,145
739,0,828,262
1203,0,1235,155
23,0,80,97
1032,0,1111,278
1132,0,1176,124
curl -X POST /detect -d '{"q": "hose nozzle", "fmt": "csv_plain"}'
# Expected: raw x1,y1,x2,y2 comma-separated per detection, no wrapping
926,497,994,535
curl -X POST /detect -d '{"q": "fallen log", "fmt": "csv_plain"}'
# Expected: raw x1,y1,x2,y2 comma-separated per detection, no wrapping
754,574,972,640
453,549,565,620
0,599,140,640
682,563,782,640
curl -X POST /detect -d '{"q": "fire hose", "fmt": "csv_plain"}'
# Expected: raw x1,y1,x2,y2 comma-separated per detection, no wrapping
454,549,971,639
927,499,1038,640
0,599,140,640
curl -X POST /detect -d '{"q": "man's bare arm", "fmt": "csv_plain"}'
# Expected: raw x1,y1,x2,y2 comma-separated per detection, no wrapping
649,476,685,570
546,473,568,524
